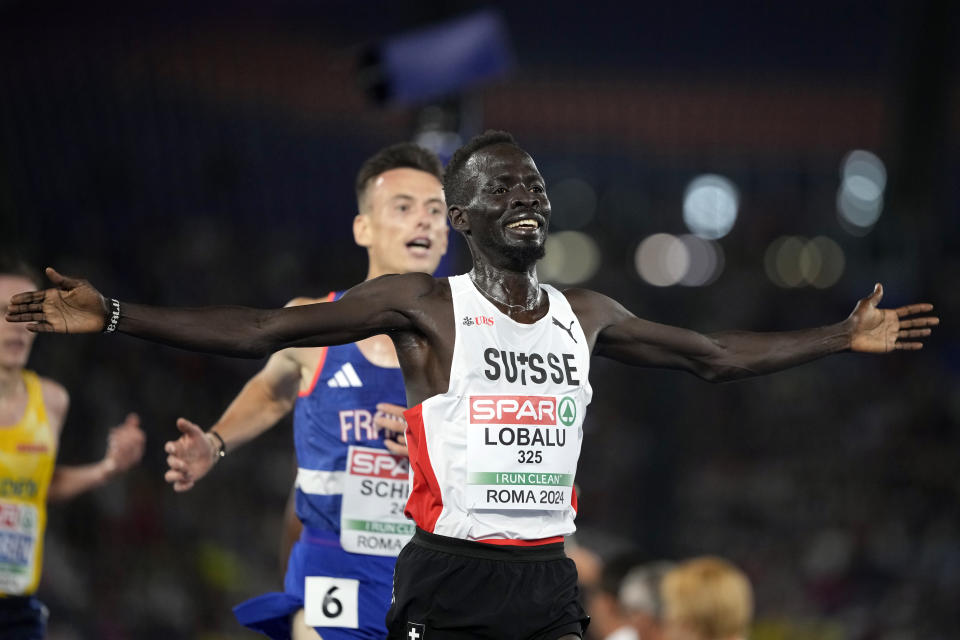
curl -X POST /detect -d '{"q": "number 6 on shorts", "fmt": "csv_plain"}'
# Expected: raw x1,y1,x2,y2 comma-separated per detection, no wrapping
304,576,360,628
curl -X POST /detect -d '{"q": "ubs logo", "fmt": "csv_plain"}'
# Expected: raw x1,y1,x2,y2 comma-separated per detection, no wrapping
462,315,494,327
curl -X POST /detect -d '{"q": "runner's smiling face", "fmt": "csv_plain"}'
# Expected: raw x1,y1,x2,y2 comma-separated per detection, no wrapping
355,168,449,277
453,144,551,270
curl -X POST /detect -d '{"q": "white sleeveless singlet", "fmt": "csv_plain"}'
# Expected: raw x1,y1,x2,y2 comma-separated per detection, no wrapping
403,274,593,543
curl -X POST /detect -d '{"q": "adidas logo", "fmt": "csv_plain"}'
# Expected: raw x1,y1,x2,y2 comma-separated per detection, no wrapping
327,362,364,388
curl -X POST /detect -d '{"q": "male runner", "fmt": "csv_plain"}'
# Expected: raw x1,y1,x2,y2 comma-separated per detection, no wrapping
0,259,144,639
6,131,939,639
162,142,449,640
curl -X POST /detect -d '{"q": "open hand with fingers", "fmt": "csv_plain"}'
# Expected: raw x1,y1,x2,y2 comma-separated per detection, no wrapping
103,413,146,475
164,418,218,492
5,267,108,333
845,283,939,353
375,402,409,456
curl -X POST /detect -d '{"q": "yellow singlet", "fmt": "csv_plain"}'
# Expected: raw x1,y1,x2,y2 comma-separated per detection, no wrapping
0,370,56,596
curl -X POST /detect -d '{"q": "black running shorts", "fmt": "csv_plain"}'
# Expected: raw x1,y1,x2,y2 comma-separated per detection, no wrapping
386,528,589,640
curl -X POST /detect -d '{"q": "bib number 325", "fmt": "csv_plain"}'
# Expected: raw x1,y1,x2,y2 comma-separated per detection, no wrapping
304,577,360,628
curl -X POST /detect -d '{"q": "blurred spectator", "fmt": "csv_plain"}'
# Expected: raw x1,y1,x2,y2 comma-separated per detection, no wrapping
619,561,674,640
567,536,604,593
661,557,753,640
586,555,641,640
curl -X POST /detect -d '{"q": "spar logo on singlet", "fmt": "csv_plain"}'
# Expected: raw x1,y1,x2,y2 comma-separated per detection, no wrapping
347,449,410,517
557,397,576,426
348,449,410,480
469,395,577,447
470,396,557,425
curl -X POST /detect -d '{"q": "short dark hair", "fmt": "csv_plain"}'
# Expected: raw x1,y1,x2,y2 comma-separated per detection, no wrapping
0,256,43,289
443,130,520,208
355,143,444,209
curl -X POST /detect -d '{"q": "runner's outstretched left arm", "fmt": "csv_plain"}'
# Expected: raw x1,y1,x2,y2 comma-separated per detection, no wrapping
581,284,938,382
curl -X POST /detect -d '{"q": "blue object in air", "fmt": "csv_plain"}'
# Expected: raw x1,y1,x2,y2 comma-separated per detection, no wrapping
381,10,514,106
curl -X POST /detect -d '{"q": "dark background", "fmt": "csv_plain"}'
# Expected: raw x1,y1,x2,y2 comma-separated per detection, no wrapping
2,1,958,638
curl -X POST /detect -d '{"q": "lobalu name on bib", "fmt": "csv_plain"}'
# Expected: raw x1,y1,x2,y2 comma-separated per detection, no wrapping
466,395,579,511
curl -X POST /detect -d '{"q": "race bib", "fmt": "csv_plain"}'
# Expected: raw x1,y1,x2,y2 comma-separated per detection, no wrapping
0,501,38,594
466,395,579,510
304,576,359,628
339,446,414,557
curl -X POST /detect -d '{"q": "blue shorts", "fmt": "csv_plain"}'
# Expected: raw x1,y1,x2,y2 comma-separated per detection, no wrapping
234,527,396,640
0,595,48,640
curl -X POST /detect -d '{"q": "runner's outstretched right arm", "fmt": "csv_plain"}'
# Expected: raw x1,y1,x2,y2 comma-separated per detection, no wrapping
6,268,423,356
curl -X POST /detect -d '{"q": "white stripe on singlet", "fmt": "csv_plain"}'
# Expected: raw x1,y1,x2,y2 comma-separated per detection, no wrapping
295,468,344,495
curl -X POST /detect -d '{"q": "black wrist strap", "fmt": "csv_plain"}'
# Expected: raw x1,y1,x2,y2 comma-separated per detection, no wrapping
103,298,121,333
209,430,227,458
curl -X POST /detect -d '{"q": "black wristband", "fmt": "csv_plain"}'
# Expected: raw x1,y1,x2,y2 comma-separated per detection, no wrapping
209,430,227,458
103,298,121,333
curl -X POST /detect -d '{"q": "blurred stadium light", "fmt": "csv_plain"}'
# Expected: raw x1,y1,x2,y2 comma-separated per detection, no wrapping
682,174,739,240
539,231,602,285
836,149,886,235
678,234,724,287
765,235,846,288
636,233,689,287
635,233,725,288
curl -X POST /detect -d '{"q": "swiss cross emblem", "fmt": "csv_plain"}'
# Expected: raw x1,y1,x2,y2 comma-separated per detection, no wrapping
407,622,426,640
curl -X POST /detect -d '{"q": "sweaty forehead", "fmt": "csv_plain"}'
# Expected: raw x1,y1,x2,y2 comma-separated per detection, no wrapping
469,144,541,180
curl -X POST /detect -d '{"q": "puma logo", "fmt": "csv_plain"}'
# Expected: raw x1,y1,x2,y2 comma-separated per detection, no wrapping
552,317,577,343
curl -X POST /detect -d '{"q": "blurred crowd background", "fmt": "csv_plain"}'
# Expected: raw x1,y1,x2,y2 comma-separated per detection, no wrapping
2,1,958,638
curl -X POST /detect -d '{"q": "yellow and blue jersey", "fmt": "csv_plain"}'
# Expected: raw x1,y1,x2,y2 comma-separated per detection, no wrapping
0,371,56,597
